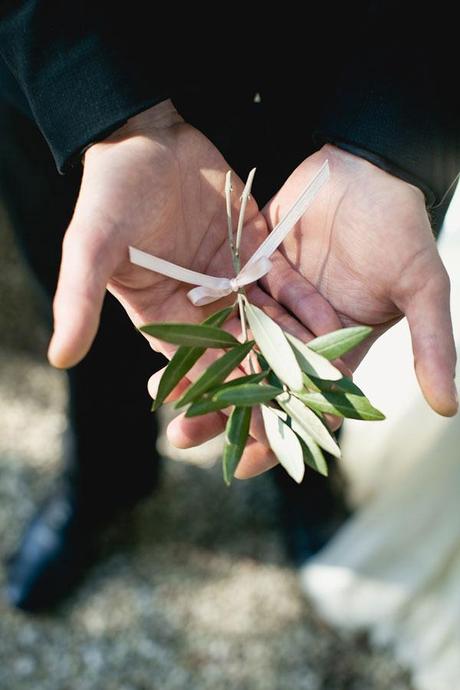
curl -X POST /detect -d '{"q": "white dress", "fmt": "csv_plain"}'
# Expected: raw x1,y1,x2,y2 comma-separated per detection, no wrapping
300,189,460,690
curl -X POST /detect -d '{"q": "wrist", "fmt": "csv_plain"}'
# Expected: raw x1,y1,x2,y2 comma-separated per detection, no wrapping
83,99,183,163
110,99,184,137
322,143,426,206
322,141,431,207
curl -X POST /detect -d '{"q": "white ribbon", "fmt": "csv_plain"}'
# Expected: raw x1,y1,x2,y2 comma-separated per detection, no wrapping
129,160,329,306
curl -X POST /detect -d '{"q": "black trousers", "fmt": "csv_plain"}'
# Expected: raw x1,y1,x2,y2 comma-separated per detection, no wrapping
0,102,164,512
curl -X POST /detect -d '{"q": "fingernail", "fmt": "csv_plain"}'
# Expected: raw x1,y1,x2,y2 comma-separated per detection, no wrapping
339,361,353,378
448,379,458,414
47,332,70,369
147,376,159,399
47,333,58,365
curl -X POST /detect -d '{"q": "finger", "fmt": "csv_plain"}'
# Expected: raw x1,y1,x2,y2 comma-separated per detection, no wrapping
148,367,190,402
402,269,458,416
48,222,118,368
168,412,278,479
249,284,351,375
234,439,278,479
248,284,316,341
167,395,268,449
167,410,226,448
259,250,343,336
325,413,343,432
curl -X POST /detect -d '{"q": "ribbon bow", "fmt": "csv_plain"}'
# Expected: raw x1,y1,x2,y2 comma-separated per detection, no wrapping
129,160,329,306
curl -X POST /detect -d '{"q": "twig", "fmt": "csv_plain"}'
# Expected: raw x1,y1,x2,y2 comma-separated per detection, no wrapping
228,169,256,373
238,293,248,341
234,167,256,271
225,171,238,274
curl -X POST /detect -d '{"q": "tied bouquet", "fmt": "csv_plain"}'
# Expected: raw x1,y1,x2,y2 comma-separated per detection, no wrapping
131,163,384,485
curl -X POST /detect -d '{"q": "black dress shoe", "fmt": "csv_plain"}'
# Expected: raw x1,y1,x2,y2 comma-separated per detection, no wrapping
5,467,159,613
5,485,94,612
272,460,351,567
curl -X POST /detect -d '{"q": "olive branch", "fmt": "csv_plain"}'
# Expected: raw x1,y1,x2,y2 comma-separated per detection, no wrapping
140,170,384,485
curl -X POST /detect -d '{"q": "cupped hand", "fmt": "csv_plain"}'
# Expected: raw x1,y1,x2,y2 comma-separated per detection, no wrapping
262,144,457,416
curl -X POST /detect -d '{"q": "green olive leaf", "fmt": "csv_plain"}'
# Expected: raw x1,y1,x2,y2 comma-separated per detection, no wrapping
285,332,342,381
175,340,254,408
140,322,240,348
296,390,385,421
301,372,321,393
244,302,303,391
184,371,268,418
223,406,252,485
261,405,305,483
208,370,269,392
277,393,341,458
185,398,229,417
307,326,373,360
151,306,234,411
212,383,283,406
295,432,329,476
302,374,365,397
256,354,283,388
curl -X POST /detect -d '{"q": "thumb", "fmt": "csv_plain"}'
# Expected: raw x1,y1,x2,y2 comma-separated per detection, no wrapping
402,267,457,416
47,222,119,368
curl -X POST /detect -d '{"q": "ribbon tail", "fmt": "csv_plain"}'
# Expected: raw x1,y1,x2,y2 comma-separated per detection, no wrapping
129,247,230,289
236,256,273,286
249,160,329,266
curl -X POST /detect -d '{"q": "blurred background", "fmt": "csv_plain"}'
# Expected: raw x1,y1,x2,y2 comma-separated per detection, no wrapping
0,203,415,689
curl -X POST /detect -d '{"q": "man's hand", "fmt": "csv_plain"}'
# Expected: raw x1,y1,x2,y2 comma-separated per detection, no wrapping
262,144,457,417
48,101,340,368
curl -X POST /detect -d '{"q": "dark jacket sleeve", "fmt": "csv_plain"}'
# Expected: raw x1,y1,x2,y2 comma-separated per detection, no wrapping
0,0,170,173
314,3,460,208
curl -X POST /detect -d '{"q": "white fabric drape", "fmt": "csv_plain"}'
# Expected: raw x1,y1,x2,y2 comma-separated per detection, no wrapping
300,187,460,690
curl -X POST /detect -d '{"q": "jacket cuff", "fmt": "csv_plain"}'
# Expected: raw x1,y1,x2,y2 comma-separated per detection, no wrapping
23,46,170,173
312,7,460,209
0,2,171,172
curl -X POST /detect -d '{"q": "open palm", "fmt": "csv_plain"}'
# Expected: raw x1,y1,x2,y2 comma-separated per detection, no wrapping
263,144,457,416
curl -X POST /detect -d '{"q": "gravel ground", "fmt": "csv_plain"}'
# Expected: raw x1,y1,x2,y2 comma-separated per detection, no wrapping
0,211,414,690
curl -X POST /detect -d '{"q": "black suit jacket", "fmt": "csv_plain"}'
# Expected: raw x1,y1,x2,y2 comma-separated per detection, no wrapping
0,1,458,208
